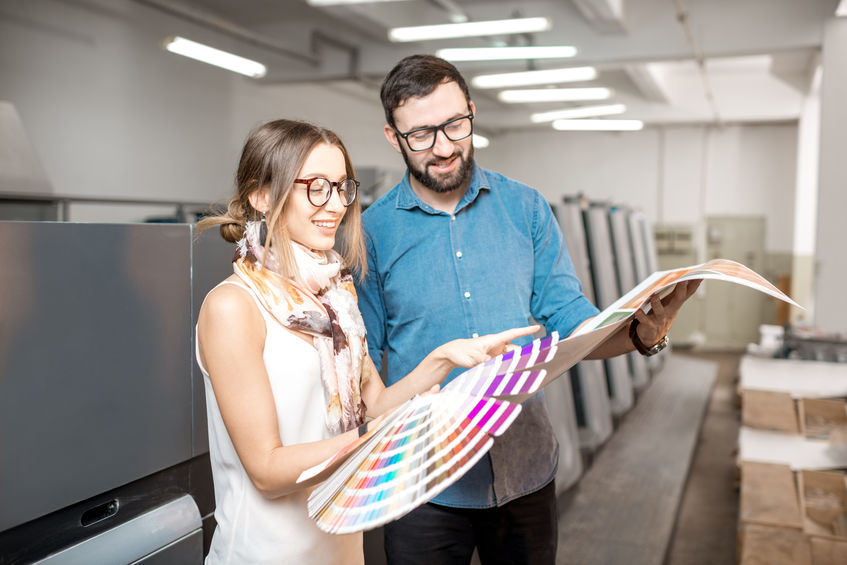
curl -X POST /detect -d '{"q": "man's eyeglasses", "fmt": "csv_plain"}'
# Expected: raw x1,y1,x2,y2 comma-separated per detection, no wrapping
394,113,474,152
293,177,359,207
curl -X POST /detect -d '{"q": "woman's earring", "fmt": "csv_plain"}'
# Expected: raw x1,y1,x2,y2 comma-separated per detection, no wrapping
259,213,268,247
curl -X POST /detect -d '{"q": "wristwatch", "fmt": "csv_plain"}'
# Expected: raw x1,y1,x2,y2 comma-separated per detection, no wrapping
629,319,669,357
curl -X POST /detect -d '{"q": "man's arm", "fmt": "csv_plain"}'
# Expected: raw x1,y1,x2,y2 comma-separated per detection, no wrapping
528,191,600,337
584,279,701,359
529,191,699,359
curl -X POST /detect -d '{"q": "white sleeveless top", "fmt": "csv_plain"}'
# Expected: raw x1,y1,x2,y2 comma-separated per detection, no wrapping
197,280,363,565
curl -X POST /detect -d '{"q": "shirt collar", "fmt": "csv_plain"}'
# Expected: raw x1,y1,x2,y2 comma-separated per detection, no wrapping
395,162,491,215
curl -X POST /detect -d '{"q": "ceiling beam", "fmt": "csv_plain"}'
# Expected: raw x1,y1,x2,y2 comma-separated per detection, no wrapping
131,0,320,67
624,64,670,103
569,0,627,33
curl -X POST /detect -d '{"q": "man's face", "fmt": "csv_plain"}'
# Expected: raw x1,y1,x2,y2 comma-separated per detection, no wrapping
386,81,476,195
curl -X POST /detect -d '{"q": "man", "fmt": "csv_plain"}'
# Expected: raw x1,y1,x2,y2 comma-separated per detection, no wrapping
355,54,698,565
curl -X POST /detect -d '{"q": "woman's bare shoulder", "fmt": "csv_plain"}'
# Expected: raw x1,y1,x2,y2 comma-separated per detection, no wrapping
199,276,261,330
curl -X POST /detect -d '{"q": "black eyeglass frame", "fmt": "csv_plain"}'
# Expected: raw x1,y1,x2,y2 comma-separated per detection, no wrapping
293,177,360,207
393,112,475,152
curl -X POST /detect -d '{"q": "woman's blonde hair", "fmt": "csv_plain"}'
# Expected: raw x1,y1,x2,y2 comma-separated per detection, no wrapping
198,119,366,279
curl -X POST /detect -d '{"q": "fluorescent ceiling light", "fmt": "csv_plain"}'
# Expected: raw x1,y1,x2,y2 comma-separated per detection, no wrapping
164,36,266,78
308,0,411,4
838,0,847,16
472,133,490,148
435,45,576,61
498,87,612,103
552,119,643,131
531,103,626,123
437,45,577,61
472,67,597,89
389,17,551,42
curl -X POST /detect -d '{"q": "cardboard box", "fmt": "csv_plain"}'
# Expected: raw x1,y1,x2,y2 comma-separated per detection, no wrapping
742,389,800,434
799,398,847,440
798,470,847,540
738,524,812,565
740,461,803,529
810,536,847,565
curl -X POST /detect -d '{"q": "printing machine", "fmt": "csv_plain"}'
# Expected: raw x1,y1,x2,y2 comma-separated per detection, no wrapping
608,206,651,391
556,197,614,451
0,222,231,563
582,202,635,416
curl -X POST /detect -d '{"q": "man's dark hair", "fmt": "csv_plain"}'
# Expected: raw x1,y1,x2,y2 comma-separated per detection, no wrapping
380,55,472,128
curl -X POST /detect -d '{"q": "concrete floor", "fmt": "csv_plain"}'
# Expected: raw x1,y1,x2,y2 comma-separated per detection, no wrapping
665,351,742,565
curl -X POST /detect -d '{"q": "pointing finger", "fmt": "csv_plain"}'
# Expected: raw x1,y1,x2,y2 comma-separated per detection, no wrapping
492,324,541,344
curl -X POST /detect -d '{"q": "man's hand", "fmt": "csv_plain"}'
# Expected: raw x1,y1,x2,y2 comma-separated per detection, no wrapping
632,280,702,346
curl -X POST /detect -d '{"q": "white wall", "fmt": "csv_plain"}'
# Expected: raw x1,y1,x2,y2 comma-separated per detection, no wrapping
814,17,847,333
790,66,822,324
229,80,398,179
0,0,235,206
479,128,662,220
481,123,798,254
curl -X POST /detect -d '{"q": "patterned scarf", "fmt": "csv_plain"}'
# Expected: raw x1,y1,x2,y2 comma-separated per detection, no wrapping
233,220,367,434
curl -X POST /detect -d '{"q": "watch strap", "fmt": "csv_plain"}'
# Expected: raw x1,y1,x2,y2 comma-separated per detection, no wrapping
629,319,668,357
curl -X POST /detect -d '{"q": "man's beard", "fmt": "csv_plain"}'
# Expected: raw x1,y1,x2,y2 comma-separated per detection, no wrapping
401,144,474,194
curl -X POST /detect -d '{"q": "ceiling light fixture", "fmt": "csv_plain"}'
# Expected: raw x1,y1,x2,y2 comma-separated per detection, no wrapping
308,0,412,5
531,103,626,123
472,134,490,148
552,119,643,131
498,87,612,103
437,45,578,61
389,17,551,42
471,67,597,89
837,0,847,16
164,36,266,78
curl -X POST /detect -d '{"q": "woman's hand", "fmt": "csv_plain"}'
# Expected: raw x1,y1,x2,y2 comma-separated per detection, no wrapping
633,280,702,346
435,324,541,369
363,326,539,418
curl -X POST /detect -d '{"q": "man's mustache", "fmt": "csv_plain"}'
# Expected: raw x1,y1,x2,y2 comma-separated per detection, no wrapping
425,152,462,168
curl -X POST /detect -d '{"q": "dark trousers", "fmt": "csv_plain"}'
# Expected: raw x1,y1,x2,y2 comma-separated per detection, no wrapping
383,481,557,565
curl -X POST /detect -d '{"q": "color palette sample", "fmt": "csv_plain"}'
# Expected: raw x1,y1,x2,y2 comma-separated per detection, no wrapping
304,333,558,534
308,391,522,533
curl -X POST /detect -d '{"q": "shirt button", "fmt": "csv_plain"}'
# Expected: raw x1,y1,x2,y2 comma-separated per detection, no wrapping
451,215,456,221
464,291,471,299
472,332,479,338
456,251,463,258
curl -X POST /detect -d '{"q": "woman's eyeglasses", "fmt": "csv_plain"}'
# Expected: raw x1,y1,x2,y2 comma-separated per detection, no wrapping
294,177,359,207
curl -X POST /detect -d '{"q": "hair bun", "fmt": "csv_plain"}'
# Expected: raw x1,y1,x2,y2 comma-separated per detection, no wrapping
219,218,246,243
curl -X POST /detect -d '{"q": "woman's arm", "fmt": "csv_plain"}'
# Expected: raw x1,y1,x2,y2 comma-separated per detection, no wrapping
198,284,361,499
360,325,540,417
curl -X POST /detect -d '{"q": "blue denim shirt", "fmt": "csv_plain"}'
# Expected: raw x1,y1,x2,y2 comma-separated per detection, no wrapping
355,163,599,508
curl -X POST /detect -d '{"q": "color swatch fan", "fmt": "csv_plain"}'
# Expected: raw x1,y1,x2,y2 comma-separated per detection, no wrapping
301,341,554,534
445,331,558,398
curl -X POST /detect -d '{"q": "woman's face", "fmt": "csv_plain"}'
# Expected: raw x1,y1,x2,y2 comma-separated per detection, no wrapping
283,142,349,252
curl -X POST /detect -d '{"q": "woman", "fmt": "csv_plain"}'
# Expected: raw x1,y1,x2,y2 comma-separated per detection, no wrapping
196,119,536,564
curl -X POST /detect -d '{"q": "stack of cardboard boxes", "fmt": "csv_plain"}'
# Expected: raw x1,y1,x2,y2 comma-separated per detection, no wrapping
738,356,847,564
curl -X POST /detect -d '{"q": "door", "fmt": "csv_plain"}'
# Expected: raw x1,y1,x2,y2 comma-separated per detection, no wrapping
702,216,767,349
